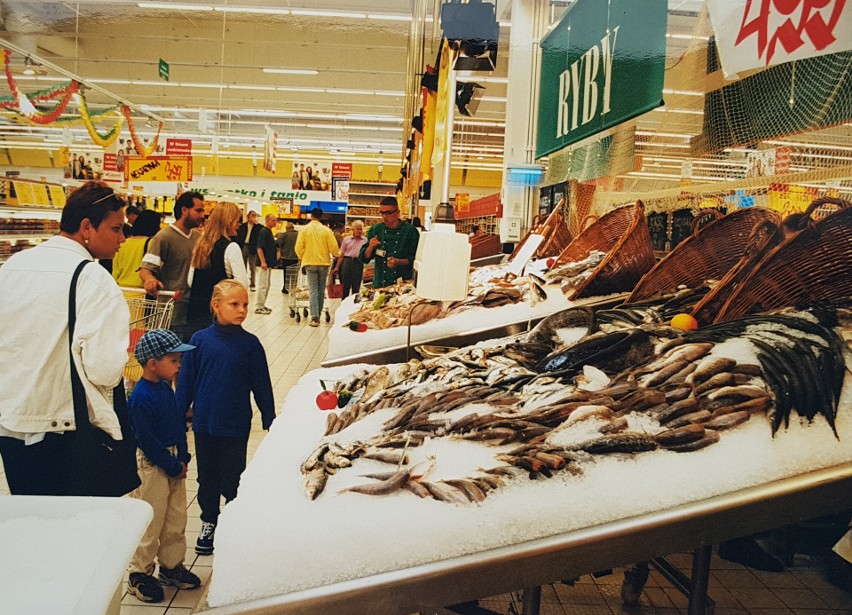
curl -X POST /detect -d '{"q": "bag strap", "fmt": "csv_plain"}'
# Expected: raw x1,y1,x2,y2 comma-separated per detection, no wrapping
68,259,94,431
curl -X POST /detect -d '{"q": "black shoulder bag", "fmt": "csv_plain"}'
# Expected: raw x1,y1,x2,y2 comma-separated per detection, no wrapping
68,259,141,497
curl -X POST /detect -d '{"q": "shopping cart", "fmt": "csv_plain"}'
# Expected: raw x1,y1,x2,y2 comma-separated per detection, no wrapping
121,287,179,390
288,266,333,323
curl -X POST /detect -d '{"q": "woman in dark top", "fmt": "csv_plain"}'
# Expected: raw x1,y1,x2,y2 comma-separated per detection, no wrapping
185,202,248,337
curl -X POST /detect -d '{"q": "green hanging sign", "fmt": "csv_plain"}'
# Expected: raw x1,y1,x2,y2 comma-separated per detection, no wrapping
536,0,667,159
158,59,169,82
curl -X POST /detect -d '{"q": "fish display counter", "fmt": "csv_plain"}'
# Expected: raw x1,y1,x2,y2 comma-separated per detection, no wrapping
322,253,623,367
198,307,852,614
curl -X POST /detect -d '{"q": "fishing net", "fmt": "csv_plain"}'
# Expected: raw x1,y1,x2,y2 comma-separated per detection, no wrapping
578,7,851,246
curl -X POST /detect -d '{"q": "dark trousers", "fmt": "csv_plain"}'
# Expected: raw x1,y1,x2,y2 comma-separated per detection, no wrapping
340,257,364,300
241,246,257,286
194,432,248,524
0,432,76,495
280,259,298,291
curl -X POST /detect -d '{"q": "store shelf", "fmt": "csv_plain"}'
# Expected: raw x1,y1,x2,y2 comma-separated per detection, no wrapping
346,181,397,227
0,233,54,241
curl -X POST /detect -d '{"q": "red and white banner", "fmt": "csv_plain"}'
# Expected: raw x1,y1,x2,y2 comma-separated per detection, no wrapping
707,0,852,78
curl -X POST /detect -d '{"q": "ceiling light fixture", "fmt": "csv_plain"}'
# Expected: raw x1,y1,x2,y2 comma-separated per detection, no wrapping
289,9,367,18
262,68,319,75
137,2,213,10
214,6,290,14
367,14,411,21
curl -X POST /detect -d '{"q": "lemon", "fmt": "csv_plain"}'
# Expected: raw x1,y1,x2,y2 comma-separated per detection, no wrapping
671,313,699,331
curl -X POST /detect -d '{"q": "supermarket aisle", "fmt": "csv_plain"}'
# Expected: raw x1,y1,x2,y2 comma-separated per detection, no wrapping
0,268,849,614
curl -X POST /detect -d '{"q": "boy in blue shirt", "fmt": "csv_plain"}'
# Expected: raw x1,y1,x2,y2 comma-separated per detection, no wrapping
127,329,201,603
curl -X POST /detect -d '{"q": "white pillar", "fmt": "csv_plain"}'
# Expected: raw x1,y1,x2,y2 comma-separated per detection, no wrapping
501,0,548,240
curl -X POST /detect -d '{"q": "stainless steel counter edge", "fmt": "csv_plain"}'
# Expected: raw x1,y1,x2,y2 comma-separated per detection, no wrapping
194,462,852,615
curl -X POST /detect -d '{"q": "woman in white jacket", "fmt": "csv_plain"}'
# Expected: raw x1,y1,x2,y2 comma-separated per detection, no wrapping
0,181,130,495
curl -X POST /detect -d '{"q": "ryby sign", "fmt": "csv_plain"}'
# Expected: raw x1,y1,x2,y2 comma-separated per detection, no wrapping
536,0,667,158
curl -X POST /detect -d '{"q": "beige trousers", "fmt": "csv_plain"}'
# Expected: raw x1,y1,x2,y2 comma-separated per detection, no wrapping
128,449,188,574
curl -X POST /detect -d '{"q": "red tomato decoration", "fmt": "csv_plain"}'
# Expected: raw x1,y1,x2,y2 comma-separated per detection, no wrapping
316,379,338,410
546,258,555,268
316,390,338,410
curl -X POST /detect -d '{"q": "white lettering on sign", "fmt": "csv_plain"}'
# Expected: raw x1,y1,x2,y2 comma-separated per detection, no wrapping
556,26,619,139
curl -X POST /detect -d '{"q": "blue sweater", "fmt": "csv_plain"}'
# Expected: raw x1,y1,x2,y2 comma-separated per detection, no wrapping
128,378,190,478
176,322,276,437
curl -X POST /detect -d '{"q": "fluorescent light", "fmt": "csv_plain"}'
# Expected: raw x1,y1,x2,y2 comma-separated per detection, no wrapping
652,107,704,115
342,113,400,122
663,88,705,97
289,9,366,18
334,89,375,95
635,131,695,138
635,142,691,149
137,2,213,10
666,33,710,41
480,96,507,102
262,68,319,75
279,86,326,93
228,84,276,91
214,6,289,14
367,14,411,21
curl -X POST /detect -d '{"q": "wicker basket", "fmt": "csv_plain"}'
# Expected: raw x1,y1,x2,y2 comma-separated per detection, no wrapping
509,199,572,260
627,207,781,303
555,201,656,299
711,197,852,323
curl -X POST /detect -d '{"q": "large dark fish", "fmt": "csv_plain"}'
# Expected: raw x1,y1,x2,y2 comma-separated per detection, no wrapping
536,329,654,377
526,306,595,348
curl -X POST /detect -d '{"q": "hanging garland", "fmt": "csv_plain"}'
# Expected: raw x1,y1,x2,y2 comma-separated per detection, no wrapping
122,105,162,157
3,50,79,125
51,105,119,125
0,81,75,110
78,92,123,147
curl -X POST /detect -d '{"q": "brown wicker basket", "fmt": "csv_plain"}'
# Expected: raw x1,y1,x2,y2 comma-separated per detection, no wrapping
555,201,656,299
711,197,852,323
627,207,781,303
509,199,573,260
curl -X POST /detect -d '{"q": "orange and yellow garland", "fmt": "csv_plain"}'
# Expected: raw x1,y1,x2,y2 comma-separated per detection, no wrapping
122,105,163,157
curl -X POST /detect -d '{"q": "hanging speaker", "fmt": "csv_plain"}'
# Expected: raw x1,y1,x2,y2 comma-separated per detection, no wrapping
441,0,499,71
456,82,485,117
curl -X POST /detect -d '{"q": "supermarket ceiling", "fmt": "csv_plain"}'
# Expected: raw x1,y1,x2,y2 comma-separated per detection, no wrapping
0,0,848,187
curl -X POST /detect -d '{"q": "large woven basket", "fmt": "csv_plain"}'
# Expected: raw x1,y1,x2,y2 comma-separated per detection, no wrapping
627,207,781,303
711,197,852,323
555,201,656,299
509,199,572,260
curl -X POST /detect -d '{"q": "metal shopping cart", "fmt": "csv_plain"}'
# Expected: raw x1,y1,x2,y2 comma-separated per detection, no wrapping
121,287,178,390
288,266,334,323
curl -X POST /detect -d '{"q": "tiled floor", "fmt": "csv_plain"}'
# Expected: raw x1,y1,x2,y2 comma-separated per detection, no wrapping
1,269,850,614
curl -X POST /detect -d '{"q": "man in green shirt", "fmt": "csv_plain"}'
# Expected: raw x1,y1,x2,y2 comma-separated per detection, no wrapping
359,197,420,288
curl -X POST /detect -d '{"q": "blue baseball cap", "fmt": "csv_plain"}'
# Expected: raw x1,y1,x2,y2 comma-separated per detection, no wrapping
134,329,195,364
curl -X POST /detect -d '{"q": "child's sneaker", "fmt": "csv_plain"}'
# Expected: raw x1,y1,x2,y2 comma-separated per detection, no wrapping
196,521,216,555
128,572,165,603
159,563,201,589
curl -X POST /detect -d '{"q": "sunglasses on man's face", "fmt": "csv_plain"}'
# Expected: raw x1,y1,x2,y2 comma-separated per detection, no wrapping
379,209,399,216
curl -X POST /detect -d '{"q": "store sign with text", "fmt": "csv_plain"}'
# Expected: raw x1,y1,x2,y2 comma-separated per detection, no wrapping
124,156,193,183
191,185,330,206
166,138,193,157
707,0,852,78
536,0,666,158
331,162,352,202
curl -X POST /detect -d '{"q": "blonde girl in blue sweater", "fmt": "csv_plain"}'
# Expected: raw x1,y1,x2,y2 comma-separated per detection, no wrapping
176,279,276,555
